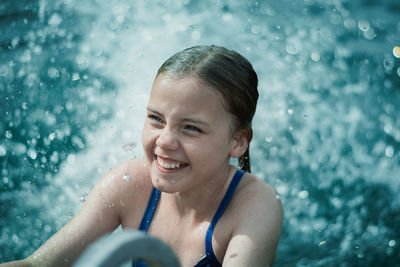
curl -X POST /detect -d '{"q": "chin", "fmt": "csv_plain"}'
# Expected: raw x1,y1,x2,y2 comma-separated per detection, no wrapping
150,173,179,193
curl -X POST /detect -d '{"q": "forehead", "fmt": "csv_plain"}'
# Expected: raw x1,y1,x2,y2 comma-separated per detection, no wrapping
149,74,227,113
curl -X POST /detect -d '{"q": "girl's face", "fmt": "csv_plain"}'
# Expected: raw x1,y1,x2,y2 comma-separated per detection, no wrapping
142,73,244,193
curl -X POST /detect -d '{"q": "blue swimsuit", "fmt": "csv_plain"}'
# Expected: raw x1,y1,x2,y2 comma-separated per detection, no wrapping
133,169,245,267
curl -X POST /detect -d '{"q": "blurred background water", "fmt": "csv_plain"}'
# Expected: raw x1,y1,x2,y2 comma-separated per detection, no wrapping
1,0,399,266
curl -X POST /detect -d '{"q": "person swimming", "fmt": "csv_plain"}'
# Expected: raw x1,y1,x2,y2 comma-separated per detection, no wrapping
1,45,283,267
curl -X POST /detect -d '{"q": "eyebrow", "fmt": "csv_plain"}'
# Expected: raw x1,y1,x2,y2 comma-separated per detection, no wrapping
147,107,211,128
147,107,163,117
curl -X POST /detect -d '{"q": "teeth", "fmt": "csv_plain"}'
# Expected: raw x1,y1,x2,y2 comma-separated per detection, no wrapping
157,157,185,169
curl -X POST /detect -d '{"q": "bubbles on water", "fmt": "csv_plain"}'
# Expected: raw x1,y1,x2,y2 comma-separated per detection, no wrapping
47,67,59,79
27,148,37,160
44,225,51,233
122,173,131,181
14,143,27,155
0,145,6,157
222,13,232,21
48,13,62,26
383,55,394,71
286,36,302,55
385,146,394,158
50,151,59,163
358,19,370,32
364,28,377,40
0,65,8,76
251,25,261,34
72,73,80,81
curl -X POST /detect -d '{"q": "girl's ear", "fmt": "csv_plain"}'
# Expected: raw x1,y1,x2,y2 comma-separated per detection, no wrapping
230,128,252,158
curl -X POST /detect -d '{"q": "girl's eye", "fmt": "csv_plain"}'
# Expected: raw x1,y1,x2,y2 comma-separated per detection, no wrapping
185,125,202,133
148,114,163,124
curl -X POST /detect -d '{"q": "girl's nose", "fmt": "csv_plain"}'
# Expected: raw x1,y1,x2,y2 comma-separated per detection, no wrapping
156,129,179,151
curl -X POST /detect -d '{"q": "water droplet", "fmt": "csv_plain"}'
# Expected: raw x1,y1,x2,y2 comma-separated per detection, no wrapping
388,240,396,247
22,102,28,110
358,19,370,32
27,148,37,160
265,136,273,143
304,114,309,120
72,73,80,81
298,190,309,199
251,25,261,34
80,193,88,202
5,130,12,139
319,240,327,246
287,109,293,114
123,173,131,181
0,145,6,157
48,67,59,79
171,180,176,184
344,18,356,30
191,30,201,40
311,52,320,61
385,146,394,158
67,212,73,217
383,56,394,71
48,13,62,26
49,132,56,140
393,46,400,58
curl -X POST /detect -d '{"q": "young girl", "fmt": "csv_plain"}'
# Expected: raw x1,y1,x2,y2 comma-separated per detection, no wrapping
2,45,283,267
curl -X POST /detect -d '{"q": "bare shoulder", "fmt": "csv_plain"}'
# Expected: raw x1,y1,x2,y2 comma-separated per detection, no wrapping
235,172,283,217
95,158,151,192
223,172,283,266
91,158,152,217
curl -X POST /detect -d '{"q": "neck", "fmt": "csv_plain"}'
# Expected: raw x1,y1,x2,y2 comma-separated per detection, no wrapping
163,165,236,222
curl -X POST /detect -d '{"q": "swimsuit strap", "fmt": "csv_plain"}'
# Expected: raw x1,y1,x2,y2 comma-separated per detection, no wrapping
204,169,246,265
138,187,161,232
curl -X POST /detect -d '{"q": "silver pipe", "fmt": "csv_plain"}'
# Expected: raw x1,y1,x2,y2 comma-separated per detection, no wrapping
73,230,181,267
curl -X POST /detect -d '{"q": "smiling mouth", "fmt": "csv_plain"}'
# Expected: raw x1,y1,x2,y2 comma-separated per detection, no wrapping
155,155,188,170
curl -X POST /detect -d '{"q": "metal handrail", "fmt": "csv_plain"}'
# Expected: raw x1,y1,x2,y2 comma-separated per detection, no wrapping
73,230,181,267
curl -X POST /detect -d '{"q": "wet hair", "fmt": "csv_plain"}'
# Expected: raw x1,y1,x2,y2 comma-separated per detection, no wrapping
157,45,258,173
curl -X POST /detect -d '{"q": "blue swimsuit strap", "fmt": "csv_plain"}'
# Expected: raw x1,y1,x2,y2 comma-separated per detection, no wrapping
203,169,245,266
138,187,161,232
136,169,245,267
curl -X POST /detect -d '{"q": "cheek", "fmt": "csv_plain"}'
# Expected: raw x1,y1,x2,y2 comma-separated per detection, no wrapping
142,123,155,154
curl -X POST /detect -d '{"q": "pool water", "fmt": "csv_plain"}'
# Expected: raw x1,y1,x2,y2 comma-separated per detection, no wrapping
1,0,399,266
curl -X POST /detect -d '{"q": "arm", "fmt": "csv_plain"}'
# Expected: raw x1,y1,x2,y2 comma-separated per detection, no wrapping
1,160,138,267
223,181,283,267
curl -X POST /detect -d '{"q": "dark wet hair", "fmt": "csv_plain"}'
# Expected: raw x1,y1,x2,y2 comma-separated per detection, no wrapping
157,45,258,173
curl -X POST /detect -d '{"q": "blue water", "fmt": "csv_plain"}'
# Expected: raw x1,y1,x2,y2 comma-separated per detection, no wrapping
1,0,399,266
